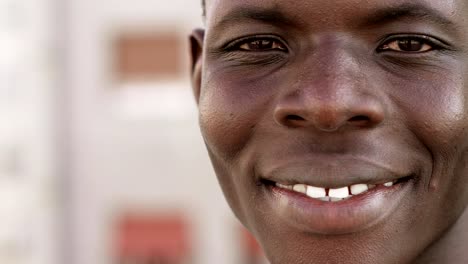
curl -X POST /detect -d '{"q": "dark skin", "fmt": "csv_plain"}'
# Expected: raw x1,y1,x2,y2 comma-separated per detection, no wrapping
190,0,468,263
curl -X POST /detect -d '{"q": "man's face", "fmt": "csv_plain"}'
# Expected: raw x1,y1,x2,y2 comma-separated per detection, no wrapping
191,0,468,263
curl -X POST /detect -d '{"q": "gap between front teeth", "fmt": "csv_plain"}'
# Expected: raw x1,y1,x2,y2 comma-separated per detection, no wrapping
276,181,394,202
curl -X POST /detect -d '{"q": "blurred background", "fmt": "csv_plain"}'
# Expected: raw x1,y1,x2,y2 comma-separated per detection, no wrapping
0,0,269,263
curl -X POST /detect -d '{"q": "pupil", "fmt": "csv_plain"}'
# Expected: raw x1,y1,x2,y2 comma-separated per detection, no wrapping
249,40,273,50
398,39,423,51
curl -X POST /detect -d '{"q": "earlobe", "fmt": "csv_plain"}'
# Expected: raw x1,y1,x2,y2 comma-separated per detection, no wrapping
190,28,205,105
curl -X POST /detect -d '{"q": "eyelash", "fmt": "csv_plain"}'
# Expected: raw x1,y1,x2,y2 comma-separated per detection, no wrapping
224,35,288,52
377,34,448,53
224,34,449,54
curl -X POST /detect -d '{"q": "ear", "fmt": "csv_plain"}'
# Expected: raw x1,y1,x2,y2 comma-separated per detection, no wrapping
189,28,205,105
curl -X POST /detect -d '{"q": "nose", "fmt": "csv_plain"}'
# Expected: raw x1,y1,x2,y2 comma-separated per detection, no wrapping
274,46,385,132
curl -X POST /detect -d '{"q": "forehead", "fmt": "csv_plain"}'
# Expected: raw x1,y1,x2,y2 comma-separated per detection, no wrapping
205,0,467,31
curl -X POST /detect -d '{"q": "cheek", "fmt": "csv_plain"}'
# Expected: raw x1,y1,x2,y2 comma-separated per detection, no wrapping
198,68,278,160
387,63,468,150
197,68,281,225
389,64,468,195
414,85,467,151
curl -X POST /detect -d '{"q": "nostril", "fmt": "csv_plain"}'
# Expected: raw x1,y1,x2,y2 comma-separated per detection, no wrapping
349,115,370,122
286,115,305,121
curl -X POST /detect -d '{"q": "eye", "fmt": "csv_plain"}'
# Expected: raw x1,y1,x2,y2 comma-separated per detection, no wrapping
236,38,287,52
379,36,436,53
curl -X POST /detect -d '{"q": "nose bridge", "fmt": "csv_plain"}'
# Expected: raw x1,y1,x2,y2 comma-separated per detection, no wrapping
274,37,385,131
304,39,363,101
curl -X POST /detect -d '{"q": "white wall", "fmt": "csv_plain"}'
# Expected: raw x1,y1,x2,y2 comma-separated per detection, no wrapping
0,0,58,263
65,1,245,264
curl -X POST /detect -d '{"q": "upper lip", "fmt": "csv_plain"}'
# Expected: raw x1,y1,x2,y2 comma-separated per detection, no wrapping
260,155,412,188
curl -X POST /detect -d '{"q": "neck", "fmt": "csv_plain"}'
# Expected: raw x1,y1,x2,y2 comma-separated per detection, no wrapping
414,206,468,264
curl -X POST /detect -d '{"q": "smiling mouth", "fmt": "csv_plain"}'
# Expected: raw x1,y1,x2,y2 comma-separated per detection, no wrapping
264,175,413,202
260,173,415,234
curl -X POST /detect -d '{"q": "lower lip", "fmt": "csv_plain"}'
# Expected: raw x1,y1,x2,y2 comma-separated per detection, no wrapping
266,181,413,235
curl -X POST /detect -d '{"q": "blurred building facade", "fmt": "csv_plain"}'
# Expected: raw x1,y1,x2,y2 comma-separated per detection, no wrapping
63,1,269,264
0,0,271,263
0,0,58,263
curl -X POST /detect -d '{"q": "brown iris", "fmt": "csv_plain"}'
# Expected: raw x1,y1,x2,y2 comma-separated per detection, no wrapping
240,39,286,51
397,39,425,52
382,38,433,53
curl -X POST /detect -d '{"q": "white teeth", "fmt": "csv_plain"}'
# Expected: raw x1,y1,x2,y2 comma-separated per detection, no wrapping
329,187,350,199
276,183,293,190
276,179,392,202
306,186,326,198
292,184,307,194
350,184,368,195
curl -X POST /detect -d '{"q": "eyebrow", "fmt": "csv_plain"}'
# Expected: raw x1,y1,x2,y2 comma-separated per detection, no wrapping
212,6,297,32
212,3,457,32
360,3,456,28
